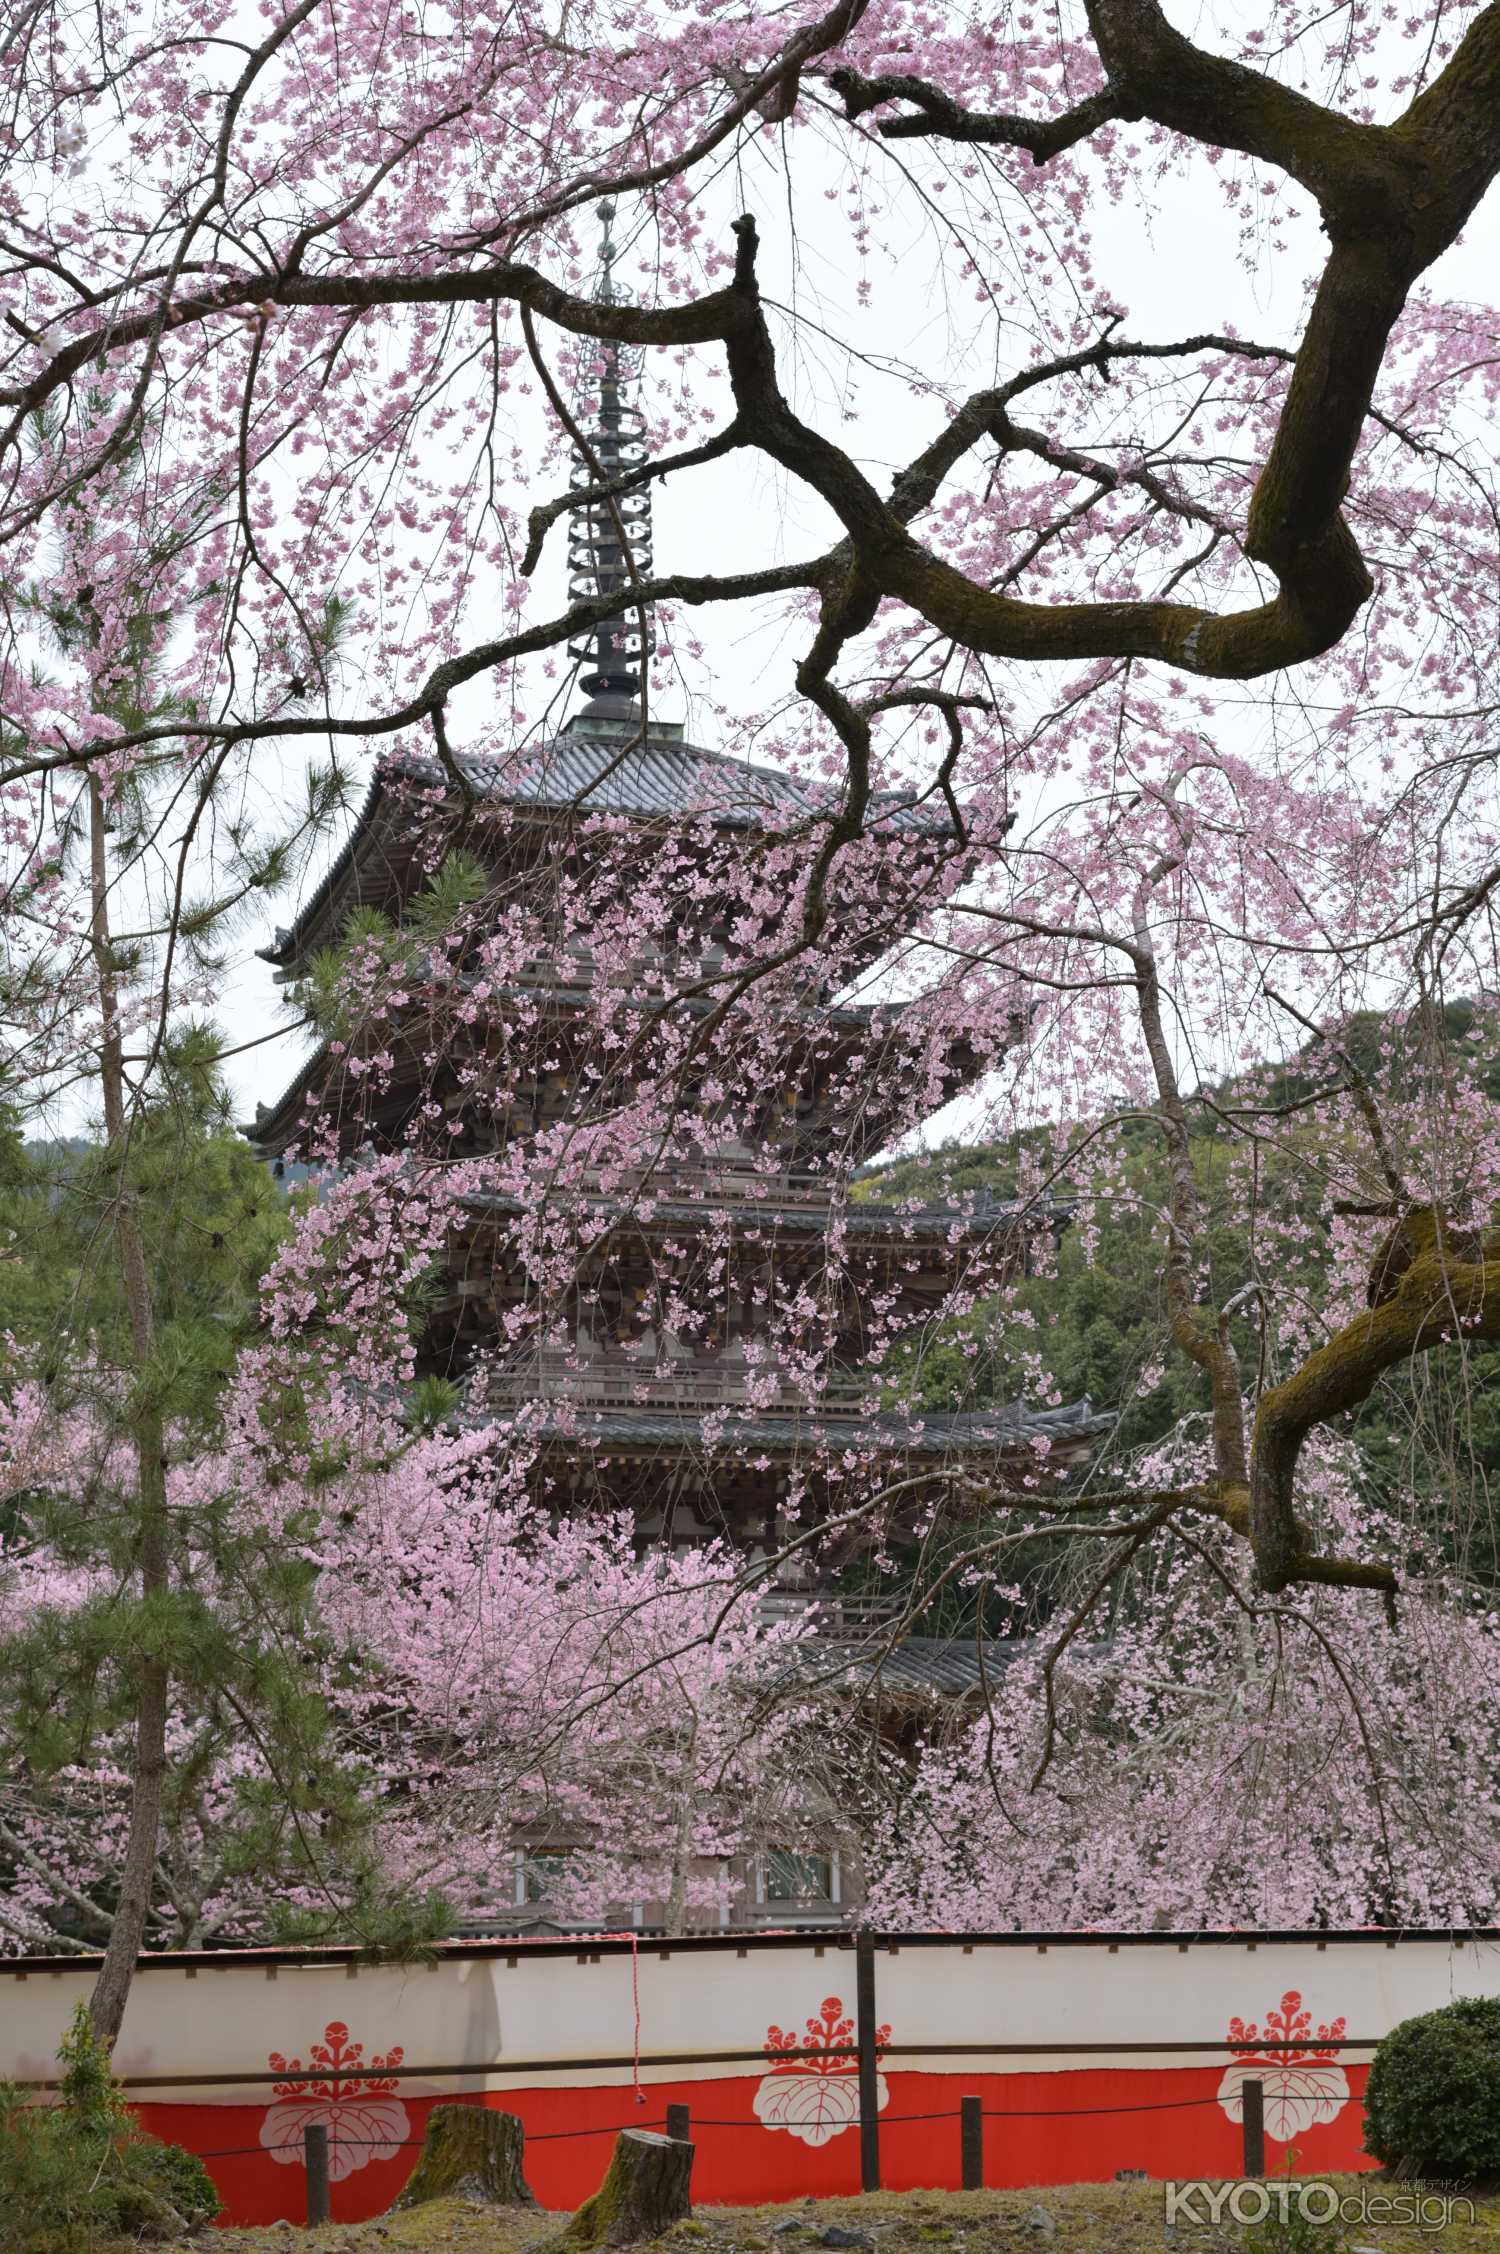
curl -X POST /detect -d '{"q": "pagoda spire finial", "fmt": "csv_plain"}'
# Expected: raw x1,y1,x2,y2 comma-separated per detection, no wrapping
568,199,656,718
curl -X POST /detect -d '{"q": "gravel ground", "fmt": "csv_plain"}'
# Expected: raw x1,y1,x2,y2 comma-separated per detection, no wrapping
197,2180,1500,2254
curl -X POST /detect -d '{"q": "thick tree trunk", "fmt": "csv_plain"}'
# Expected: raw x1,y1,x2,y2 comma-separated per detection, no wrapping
85,776,170,2052
562,2129,694,2247
397,2105,536,2207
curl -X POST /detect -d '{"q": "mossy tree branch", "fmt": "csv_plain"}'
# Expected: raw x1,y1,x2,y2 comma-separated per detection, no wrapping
1251,1236,1500,1593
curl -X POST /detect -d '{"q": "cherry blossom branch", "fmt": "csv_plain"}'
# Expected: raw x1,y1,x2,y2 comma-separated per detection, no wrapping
1264,985,1410,1208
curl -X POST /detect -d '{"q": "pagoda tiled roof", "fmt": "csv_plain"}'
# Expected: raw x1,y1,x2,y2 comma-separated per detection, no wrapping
792,1633,1027,1700
405,723,825,823
466,1393,1110,1461
458,1183,1037,1242
259,713,955,974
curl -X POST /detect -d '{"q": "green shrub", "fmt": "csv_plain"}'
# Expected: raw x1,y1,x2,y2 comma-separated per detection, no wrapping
1363,1994,1500,2181
125,2138,219,2232
0,2004,220,2252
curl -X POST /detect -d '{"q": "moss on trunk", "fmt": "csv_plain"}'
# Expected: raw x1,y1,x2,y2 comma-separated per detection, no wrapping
562,2128,694,2247
396,2105,536,2209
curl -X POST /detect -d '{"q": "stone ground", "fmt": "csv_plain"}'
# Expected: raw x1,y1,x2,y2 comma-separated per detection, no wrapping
196,2181,1500,2254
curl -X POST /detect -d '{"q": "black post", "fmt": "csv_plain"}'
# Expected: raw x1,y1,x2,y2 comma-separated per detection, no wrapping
666,2103,690,2142
855,1930,881,2193
304,2123,330,2226
960,2095,983,2191
1241,2079,1266,2179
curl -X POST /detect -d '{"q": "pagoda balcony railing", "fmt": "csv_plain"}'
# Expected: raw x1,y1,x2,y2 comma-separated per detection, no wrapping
465,1163,856,1215
586,1161,1026,1223
600,1162,852,1211
471,1350,876,1416
756,1587,906,1629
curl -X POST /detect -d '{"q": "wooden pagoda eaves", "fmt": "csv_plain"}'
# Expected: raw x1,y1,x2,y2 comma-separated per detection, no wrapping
257,712,959,986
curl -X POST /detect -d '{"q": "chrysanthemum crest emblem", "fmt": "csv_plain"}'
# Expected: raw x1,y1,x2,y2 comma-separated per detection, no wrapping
260,2020,409,2181
753,1996,891,2147
1218,1990,1349,2144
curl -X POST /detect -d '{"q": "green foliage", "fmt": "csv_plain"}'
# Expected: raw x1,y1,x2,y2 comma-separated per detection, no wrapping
0,1079,443,1955
1363,1997,1500,2181
1240,2199,1349,2254
867,1126,1259,1458
0,2005,220,2251
407,1375,461,1434
406,850,488,938
1259,998,1500,1110
1239,2152,1350,2254
0,1091,287,1415
299,851,488,1037
864,1031,1500,1590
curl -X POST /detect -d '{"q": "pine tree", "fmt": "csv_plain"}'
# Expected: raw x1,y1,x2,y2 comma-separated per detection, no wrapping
0,406,424,2036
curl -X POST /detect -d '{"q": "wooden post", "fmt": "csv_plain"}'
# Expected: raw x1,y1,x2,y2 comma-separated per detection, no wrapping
855,1930,881,2193
304,2123,330,2226
665,2103,690,2143
960,2095,983,2191
1241,2079,1266,2179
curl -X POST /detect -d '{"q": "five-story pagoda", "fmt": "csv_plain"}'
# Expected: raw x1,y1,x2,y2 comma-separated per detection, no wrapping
245,206,1104,1607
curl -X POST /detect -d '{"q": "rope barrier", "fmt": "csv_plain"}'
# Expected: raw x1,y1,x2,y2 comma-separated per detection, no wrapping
645,2097,1228,2128
531,2120,669,2142
193,2089,1244,2157
979,2095,1228,2118
628,1933,645,2108
197,2122,672,2158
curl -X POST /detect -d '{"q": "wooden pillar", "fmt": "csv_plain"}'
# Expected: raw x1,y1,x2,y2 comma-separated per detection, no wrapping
960,2095,983,2190
855,1931,881,2193
304,2124,330,2226
1241,2079,1266,2178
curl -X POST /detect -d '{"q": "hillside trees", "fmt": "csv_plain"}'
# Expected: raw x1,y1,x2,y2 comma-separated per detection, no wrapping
866,1009,1500,1600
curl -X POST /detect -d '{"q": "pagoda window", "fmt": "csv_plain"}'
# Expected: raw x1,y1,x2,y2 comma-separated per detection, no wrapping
515,1845,575,1907
757,1846,838,1907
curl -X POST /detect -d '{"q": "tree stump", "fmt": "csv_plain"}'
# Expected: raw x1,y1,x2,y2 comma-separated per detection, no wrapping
562,2128,694,2247
396,2104,536,2208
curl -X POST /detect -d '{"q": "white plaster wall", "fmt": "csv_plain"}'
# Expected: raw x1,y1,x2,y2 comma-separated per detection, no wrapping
4,1936,1499,2102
